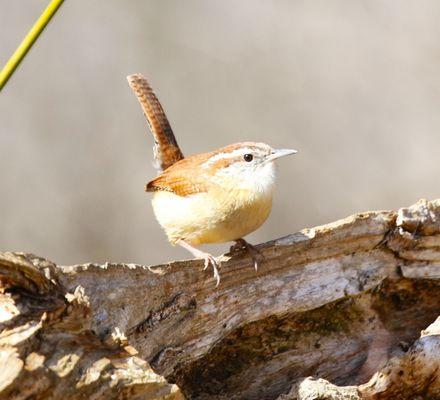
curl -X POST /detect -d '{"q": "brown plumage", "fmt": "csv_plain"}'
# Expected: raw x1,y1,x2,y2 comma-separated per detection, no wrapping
145,142,262,196
127,73,184,171
145,152,212,196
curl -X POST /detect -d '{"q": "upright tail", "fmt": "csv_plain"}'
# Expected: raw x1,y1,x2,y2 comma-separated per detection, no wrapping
127,73,184,171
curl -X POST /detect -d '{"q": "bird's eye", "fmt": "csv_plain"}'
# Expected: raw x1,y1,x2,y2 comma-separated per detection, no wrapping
243,154,253,162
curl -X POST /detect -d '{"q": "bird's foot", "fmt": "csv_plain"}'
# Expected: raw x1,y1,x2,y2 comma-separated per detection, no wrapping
230,238,264,271
201,253,221,287
177,240,221,286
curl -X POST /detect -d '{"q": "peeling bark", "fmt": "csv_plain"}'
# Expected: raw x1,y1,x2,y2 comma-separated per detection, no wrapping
1,199,439,399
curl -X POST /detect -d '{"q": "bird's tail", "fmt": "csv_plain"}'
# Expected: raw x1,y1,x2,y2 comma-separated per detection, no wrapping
127,73,184,171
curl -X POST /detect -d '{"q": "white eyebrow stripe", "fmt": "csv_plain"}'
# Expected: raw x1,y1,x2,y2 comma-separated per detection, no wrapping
201,147,255,168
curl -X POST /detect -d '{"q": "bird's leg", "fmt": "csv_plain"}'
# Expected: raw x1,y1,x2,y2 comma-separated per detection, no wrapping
230,238,264,271
177,239,221,286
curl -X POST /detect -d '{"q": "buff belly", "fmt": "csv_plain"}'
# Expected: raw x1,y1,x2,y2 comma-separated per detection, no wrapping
151,189,273,245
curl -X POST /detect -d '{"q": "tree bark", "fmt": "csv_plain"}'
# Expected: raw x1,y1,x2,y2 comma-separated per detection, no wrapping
1,199,439,399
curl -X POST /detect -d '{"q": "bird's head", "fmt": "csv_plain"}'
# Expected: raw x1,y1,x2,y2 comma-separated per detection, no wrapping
202,142,297,193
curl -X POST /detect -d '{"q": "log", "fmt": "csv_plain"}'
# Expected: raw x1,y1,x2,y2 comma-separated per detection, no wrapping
1,199,439,399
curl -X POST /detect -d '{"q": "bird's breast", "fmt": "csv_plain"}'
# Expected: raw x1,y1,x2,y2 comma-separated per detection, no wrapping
151,184,274,245
208,186,273,243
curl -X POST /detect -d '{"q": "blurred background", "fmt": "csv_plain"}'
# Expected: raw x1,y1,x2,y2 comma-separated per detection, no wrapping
1,1,439,266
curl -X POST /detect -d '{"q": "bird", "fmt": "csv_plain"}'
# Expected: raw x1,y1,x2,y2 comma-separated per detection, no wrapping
127,73,297,286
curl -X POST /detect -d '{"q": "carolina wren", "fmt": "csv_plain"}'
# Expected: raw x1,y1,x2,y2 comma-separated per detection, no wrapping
127,74,297,285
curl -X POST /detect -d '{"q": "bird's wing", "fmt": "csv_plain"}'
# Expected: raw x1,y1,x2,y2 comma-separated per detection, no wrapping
145,153,212,196
127,73,184,171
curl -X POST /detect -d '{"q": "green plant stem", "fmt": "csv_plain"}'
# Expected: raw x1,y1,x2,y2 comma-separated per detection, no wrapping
0,0,65,91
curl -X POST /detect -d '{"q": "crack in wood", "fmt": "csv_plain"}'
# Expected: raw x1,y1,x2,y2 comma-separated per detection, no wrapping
128,292,197,335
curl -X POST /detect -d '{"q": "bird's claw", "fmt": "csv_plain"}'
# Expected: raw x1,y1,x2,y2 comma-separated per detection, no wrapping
230,238,264,271
202,254,221,287
176,240,221,286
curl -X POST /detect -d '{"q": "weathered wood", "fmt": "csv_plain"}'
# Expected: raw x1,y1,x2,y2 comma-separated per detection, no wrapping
280,316,440,400
0,254,183,400
1,199,439,399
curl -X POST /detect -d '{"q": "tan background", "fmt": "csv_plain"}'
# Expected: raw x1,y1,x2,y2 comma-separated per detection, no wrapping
1,1,439,267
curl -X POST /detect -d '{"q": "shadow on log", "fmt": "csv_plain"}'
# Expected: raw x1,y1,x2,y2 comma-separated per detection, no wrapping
1,199,439,399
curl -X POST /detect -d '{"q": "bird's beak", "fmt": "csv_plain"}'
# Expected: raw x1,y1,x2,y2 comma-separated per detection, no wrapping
267,148,298,162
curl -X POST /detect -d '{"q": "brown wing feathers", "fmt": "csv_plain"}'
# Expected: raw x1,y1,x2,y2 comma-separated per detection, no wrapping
145,153,212,196
127,74,184,171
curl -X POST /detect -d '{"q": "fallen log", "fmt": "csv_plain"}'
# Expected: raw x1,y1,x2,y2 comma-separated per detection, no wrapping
1,199,439,399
